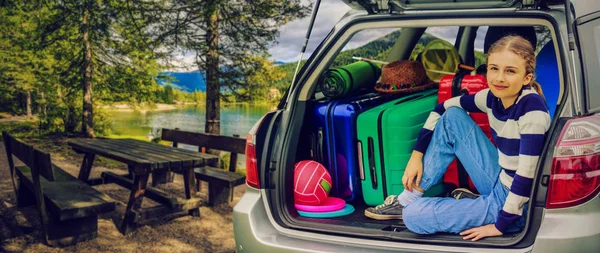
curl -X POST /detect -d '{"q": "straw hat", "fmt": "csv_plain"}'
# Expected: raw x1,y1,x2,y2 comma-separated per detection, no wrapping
374,60,437,94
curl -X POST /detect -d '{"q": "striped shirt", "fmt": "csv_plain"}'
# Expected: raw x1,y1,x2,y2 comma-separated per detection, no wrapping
414,87,551,233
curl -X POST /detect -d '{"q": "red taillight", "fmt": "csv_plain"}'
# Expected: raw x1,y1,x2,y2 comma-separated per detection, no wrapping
546,115,600,209
245,116,265,189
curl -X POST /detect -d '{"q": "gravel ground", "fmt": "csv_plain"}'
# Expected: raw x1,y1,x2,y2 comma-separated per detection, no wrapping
0,138,245,253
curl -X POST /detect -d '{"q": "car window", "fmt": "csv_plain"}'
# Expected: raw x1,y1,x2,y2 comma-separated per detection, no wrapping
329,28,401,69
409,26,460,61
577,17,600,112
474,25,552,67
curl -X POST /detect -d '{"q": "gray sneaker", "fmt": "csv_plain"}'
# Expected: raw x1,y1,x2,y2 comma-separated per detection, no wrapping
364,195,404,220
451,188,481,200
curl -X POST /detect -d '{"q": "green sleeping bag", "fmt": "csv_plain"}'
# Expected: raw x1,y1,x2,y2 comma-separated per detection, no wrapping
320,61,381,98
357,89,445,206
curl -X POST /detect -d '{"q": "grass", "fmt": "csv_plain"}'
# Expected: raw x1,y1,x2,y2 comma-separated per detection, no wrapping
0,121,38,138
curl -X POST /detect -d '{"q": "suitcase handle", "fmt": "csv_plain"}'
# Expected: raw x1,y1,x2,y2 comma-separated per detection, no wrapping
310,133,317,159
368,137,377,189
317,128,324,163
357,141,365,180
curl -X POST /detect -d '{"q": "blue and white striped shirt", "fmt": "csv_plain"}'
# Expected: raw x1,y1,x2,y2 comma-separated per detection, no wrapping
414,87,550,233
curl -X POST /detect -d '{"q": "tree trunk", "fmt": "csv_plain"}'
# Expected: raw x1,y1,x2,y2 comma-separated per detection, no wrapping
82,5,94,137
26,90,32,119
204,5,220,135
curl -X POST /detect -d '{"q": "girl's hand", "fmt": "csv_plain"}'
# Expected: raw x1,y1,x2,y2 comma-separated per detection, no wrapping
402,151,423,192
460,224,503,241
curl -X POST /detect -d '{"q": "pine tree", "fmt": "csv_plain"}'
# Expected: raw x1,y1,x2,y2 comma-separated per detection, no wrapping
157,0,310,134
37,0,168,137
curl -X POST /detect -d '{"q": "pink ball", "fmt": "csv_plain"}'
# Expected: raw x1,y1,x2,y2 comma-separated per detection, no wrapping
294,160,332,205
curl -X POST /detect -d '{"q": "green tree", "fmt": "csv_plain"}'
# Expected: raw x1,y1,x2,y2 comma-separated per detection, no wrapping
37,0,168,137
0,5,54,119
230,54,286,101
159,0,310,134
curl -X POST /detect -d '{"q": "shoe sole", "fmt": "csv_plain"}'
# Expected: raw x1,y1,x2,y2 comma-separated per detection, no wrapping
451,188,481,200
364,210,402,220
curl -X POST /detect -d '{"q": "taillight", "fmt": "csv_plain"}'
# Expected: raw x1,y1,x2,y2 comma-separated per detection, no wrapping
547,114,600,209
245,116,265,189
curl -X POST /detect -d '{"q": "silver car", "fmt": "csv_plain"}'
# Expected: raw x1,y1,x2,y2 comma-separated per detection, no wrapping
234,0,600,252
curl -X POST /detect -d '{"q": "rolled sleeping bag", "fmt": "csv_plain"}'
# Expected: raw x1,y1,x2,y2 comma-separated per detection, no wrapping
320,61,381,98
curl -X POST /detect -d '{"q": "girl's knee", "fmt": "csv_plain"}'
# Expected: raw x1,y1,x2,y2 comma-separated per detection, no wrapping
443,107,469,119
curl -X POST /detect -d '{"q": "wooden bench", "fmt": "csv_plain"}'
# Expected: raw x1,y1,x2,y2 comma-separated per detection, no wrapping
158,128,246,207
2,132,116,247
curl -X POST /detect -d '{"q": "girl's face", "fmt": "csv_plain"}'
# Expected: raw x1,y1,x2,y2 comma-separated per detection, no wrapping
487,49,533,107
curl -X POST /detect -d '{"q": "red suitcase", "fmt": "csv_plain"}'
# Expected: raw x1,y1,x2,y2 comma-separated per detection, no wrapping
438,70,493,194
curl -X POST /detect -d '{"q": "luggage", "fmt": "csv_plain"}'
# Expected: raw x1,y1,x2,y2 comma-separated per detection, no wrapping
319,61,381,99
438,70,492,193
310,92,397,201
357,89,445,206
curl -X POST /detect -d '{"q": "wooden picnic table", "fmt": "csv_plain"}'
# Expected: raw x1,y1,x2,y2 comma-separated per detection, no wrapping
68,138,218,234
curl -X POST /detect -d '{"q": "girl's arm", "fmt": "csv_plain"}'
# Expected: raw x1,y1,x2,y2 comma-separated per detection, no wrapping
414,89,490,154
494,96,551,233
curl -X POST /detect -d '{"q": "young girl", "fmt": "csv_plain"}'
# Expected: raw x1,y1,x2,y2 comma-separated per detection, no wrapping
365,35,551,241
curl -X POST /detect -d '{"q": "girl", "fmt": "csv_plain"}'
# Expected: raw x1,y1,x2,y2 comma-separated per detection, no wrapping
364,35,551,241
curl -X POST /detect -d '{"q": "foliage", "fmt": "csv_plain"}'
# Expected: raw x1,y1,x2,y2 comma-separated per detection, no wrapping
0,121,37,138
156,0,311,92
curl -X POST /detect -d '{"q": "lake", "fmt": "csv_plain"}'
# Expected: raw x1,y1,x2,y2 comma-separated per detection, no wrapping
109,103,276,169
110,103,275,139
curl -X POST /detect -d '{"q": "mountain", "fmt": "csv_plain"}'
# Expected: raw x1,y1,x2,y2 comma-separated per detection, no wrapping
157,71,206,92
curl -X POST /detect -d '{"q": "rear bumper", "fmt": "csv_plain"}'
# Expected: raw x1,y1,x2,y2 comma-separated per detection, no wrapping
233,188,533,253
531,198,600,253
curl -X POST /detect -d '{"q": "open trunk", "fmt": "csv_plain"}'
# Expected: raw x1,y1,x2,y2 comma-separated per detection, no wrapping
262,1,567,248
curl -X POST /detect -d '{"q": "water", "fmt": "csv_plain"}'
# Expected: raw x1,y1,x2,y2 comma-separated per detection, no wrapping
110,104,275,139
109,104,276,169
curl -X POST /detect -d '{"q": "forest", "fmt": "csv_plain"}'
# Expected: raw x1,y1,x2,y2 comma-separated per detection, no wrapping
0,1,310,137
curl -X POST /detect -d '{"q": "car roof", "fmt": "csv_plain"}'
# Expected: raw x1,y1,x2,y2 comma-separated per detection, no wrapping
572,0,600,20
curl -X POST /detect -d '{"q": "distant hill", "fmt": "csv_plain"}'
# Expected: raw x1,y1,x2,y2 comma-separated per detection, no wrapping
157,71,206,92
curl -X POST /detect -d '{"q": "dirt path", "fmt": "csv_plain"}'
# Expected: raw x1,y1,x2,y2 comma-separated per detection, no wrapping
0,139,246,253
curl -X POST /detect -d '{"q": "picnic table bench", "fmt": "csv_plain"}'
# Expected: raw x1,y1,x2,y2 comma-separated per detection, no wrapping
2,132,116,247
68,138,218,234
157,128,247,207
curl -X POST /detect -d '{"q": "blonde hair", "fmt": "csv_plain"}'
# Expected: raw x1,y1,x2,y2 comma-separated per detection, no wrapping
486,35,546,101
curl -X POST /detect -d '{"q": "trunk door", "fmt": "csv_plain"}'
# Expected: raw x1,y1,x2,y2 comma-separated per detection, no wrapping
341,0,560,13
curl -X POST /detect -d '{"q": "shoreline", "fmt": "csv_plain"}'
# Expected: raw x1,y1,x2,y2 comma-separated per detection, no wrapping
103,101,278,112
101,103,183,112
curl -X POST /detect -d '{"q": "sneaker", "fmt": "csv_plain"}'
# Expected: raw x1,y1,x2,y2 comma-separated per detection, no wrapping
364,195,404,220
451,188,481,200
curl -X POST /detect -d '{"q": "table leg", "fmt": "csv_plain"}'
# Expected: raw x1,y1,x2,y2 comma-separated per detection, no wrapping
77,153,95,182
119,172,150,234
182,167,200,217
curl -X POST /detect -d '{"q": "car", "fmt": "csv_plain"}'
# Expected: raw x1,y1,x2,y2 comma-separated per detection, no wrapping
233,0,600,252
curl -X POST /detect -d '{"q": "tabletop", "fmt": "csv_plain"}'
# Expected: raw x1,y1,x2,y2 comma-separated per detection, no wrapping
68,138,218,173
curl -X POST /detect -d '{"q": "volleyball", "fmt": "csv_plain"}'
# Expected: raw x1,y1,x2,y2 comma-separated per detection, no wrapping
293,160,332,205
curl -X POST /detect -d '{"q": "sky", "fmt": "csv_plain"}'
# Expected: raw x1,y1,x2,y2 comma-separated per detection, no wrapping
168,0,488,71
269,0,488,62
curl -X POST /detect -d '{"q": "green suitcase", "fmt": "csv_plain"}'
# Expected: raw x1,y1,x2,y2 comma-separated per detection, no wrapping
357,89,445,206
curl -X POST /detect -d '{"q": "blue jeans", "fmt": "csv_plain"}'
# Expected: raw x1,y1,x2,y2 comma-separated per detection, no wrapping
403,107,526,234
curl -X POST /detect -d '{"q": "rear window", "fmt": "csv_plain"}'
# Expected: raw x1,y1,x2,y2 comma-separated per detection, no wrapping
330,28,402,69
